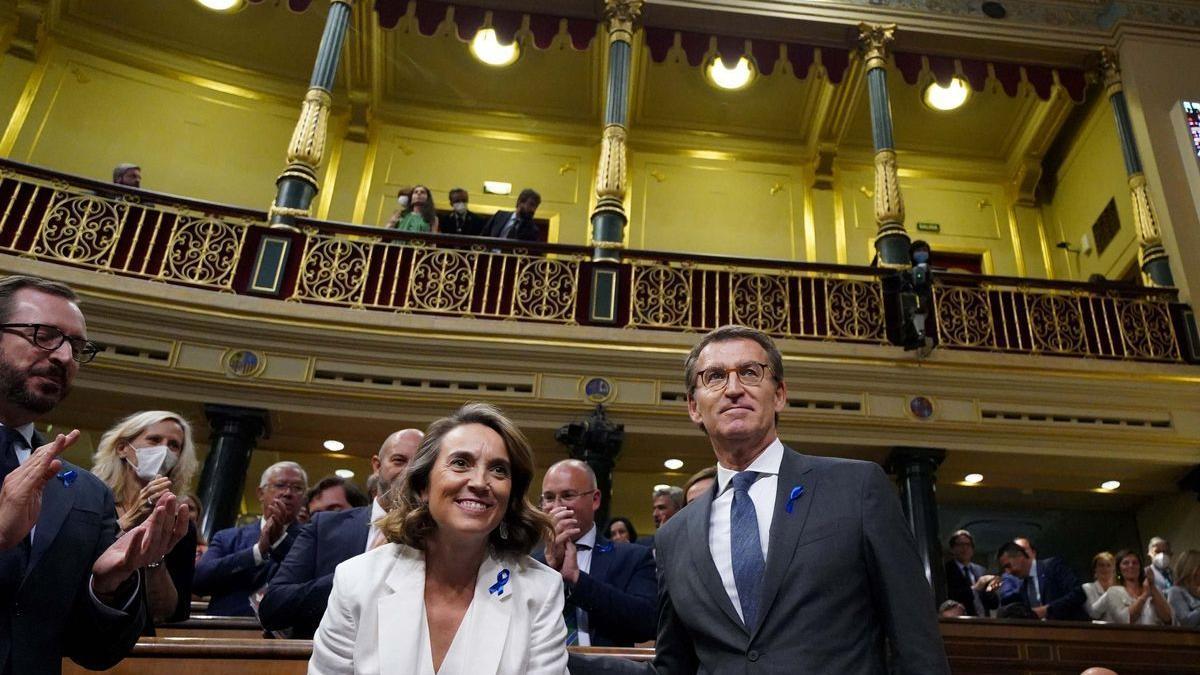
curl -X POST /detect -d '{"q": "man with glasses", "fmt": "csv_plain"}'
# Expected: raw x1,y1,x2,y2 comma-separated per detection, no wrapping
0,274,190,674
537,459,656,647
194,461,308,616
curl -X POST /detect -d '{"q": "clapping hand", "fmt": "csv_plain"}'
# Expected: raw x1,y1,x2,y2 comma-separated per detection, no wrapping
92,492,189,599
257,496,298,554
544,506,582,583
118,476,173,532
0,430,79,550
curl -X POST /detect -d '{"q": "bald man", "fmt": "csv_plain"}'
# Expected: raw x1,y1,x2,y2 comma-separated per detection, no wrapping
537,459,657,647
260,429,422,638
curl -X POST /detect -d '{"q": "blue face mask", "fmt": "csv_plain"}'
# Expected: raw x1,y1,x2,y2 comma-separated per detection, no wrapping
912,251,929,264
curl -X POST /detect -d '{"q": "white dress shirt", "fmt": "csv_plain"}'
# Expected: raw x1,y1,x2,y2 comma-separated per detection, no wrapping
708,437,783,624
572,524,597,646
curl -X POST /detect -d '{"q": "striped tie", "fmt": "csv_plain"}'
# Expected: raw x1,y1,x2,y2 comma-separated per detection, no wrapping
730,471,764,630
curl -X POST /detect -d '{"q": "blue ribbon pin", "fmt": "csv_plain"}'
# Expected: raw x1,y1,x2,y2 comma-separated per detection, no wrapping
488,569,511,596
785,485,805,514
596,542,613,554
56,469,77,487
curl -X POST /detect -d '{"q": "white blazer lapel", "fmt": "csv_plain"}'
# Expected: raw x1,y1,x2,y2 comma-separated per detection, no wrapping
470,554,514,675
378,546,427,674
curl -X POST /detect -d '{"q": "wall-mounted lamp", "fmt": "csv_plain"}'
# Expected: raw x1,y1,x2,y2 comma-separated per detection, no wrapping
1056,241,1081,254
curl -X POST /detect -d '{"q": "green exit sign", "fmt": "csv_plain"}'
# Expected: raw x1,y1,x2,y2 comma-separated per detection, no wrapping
916,222,941,233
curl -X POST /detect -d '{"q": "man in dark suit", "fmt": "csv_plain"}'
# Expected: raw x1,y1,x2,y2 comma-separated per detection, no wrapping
440,187,484,237
482,188,542,242
997,540,1087,620
539,459,656,647
193,460,307,616
944,529,999,617
572,325,949,674
0,275,189,674
259,428,423,638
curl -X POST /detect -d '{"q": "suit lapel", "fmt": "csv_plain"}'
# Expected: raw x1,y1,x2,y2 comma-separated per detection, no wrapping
751,447,815,640
686,488,744,632
470,554,513,675
379,546,426,673
26,465,77,575
589,535,613,584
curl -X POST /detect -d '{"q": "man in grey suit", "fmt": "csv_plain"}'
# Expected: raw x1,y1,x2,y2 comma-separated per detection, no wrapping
572,324,949,673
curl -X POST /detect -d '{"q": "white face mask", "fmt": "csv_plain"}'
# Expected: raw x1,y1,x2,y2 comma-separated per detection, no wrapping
451,201,468,214
127,444,177,482
1153,552,1171,570
397,195,410,208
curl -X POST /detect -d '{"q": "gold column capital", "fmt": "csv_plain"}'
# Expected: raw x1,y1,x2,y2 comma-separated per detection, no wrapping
1099,47,1122,96
857,22,896,71
604,0,644,42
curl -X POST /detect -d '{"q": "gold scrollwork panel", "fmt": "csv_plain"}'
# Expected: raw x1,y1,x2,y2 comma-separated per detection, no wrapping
404,248,477,314
934,286,996,348
1027,293,1086,354
159,216,246,289
513,257,579,323
1117,299,1180,361
826,279,885,341
295,235,372,303
35,193,125,266
730,272,789,335
629,263,692,329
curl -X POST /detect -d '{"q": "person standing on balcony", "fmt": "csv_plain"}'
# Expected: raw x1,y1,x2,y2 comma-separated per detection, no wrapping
387,185,439,233
484,188,542,242
944,529,999,617
111,163,141,188
0,274,190,674
440,187,484,237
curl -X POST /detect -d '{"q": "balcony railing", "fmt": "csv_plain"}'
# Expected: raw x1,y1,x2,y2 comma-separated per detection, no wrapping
0,158,1192,364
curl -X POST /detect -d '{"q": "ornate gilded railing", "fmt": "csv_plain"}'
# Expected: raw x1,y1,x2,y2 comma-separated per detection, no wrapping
0,158,1193,364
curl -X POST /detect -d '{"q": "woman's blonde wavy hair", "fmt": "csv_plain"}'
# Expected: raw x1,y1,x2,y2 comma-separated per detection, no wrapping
377,402,551,557
91,410,198,508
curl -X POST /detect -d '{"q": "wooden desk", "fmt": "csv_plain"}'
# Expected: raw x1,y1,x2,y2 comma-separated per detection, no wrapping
157,615,265,639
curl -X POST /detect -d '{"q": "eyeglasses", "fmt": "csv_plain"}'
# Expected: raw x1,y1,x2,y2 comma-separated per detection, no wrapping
0,323,99,364
695,361,771,391
268,481,306,494
539,489,595,505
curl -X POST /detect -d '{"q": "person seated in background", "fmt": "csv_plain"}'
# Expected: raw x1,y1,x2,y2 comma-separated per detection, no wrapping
483,188,542,242
1092,549,1172,625
91,410,200,628
193,461,307,616
440,187,483,236
304,474,369,516
682,465,716,504
1082,551,1117,619
1148,536,1174,591
309,403,569,674
1167,549,1200,627
259,429,423,639
938,600,966,618
180,494,207,563
387,184,439,233
997,540,1088,620
605,516,638,545
944,529,999,617
538,459,657,647
112,162,141,188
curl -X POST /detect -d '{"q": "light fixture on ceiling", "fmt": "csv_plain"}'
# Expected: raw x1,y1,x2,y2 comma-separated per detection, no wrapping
653,483,671,493
194,0,245,12
923,76,971,111
1100,480,1121,491
323,440,345,452
963,473,984,485
470,28,520,67
482,180,513,195
707,56,755,91
335,469,355,479
664,458,684,471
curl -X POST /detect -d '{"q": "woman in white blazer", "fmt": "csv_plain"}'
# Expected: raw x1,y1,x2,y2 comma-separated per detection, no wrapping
310,403,568,675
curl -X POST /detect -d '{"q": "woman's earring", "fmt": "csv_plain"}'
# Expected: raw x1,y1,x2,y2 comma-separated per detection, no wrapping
498,521,509,540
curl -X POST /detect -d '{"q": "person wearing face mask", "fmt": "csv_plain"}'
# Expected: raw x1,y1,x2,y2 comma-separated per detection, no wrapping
91,410,200,628
440,187,483,237
387,184,439,233
383,185,413,228
1148,536,1174,592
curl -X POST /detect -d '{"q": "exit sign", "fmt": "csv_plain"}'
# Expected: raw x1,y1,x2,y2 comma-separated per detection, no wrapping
916,222,941,233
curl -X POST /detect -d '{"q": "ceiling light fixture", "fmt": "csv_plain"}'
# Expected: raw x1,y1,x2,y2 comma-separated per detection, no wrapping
1100,480,1121,491
482,180,513,195
323,440,345,452
195,0,245,12
923,77,970,111
964,473,984,485
664,459,684,470
470,28,520,67
335,469,355,479
707,57,755,91
653,483,671,493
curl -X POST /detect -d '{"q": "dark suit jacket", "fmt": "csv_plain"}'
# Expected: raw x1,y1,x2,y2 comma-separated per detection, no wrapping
534,534,657,647
944,559,998,617
193,520,298,616
652,450,949,675
483,210,540,242
259,506,371,638
0,458,145,674
1000,556,1087,621
439,210,483,237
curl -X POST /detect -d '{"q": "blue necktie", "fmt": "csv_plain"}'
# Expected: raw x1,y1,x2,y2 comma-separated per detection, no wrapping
730,471,764,630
